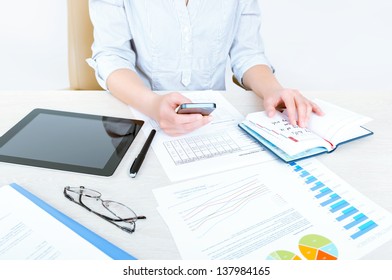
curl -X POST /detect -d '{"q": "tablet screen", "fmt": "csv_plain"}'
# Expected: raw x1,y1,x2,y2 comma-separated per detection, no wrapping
0,109,144,176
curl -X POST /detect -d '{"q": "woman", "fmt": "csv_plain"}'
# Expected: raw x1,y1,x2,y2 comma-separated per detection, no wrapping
88,0,323,136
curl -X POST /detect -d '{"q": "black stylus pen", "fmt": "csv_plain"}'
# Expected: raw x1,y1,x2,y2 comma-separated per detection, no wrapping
130,129,156,178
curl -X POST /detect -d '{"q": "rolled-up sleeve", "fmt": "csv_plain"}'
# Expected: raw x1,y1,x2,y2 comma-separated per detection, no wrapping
87,0,136,90
229,0,273,84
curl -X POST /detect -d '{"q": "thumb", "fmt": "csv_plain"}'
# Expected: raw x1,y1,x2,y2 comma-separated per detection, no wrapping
167,92,192,105
263,99,277,117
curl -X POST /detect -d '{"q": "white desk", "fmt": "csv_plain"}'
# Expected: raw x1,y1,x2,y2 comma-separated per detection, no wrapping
0,90,391,259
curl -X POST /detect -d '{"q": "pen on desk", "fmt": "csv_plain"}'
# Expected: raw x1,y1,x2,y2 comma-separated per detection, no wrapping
129,129,156,178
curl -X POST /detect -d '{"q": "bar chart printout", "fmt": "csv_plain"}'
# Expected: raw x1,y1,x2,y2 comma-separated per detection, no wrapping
154,159,392,260
288,160,384,240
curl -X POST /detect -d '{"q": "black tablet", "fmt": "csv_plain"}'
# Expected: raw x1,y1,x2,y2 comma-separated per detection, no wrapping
0,109,144,176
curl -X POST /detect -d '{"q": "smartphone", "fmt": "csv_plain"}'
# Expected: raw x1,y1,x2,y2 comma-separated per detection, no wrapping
175,103,216,116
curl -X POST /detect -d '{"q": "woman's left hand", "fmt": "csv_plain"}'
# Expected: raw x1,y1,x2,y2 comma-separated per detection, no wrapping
262,88,324,127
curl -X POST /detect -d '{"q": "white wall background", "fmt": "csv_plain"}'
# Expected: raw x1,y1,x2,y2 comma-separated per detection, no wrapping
0,0,68,90
259,0,392,91
0,0,391,91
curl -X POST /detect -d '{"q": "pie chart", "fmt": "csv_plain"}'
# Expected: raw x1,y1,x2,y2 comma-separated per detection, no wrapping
298,234,338,260
266,250,302,260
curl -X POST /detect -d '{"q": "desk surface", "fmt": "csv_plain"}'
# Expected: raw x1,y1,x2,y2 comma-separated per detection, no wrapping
1,89,391,259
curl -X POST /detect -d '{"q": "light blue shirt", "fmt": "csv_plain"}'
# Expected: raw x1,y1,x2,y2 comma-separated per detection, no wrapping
88,0,272,91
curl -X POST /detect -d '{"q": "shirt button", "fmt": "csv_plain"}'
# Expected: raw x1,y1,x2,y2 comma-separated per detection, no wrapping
185,35,191,42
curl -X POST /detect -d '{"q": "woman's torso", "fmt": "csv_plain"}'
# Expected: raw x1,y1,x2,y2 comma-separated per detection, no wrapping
123,0,243,90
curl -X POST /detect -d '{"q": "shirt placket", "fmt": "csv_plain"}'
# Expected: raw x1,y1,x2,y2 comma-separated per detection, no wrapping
174,0,193,87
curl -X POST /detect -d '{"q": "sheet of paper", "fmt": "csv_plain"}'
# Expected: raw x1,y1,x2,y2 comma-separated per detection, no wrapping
131,91,275,181
306,99,373,143
0,185,111,260
153,159,392,260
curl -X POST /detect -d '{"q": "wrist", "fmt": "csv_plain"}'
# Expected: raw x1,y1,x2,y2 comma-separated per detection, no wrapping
144,92,163,121
242,65,283,99
253,85,283,100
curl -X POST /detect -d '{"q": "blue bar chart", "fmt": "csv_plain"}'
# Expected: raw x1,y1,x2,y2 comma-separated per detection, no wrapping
289,161,378,240
310,181,325,191
315,187,333,199
336,206,358,221
320,194,340,206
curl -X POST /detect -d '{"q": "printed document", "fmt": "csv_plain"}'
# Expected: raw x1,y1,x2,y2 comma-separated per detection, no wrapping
131,91,275,181
0,184,111,260
154,159,392,260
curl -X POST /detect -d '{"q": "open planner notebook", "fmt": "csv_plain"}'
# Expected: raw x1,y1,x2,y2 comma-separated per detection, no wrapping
239,99,373,162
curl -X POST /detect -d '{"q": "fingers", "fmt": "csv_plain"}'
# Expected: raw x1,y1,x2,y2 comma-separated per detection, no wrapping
310,101,324,116
157,92,213,136
263,97,277,118
264,89,324,128
280,91,297,126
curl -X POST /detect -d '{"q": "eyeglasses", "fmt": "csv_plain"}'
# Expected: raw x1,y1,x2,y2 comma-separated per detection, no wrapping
63,186,146,234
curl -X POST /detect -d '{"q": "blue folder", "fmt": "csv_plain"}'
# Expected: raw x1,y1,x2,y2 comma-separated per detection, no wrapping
9,183,136,260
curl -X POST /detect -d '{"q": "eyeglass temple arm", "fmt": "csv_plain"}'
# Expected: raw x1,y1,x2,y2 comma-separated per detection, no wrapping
122,215,146,222
63,188,76,202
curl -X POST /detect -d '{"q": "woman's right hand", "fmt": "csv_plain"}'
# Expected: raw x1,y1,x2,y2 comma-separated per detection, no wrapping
107,70,211,135
152,92,212,136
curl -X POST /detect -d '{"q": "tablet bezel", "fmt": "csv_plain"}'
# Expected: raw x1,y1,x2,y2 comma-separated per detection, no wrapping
0,108,144,176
